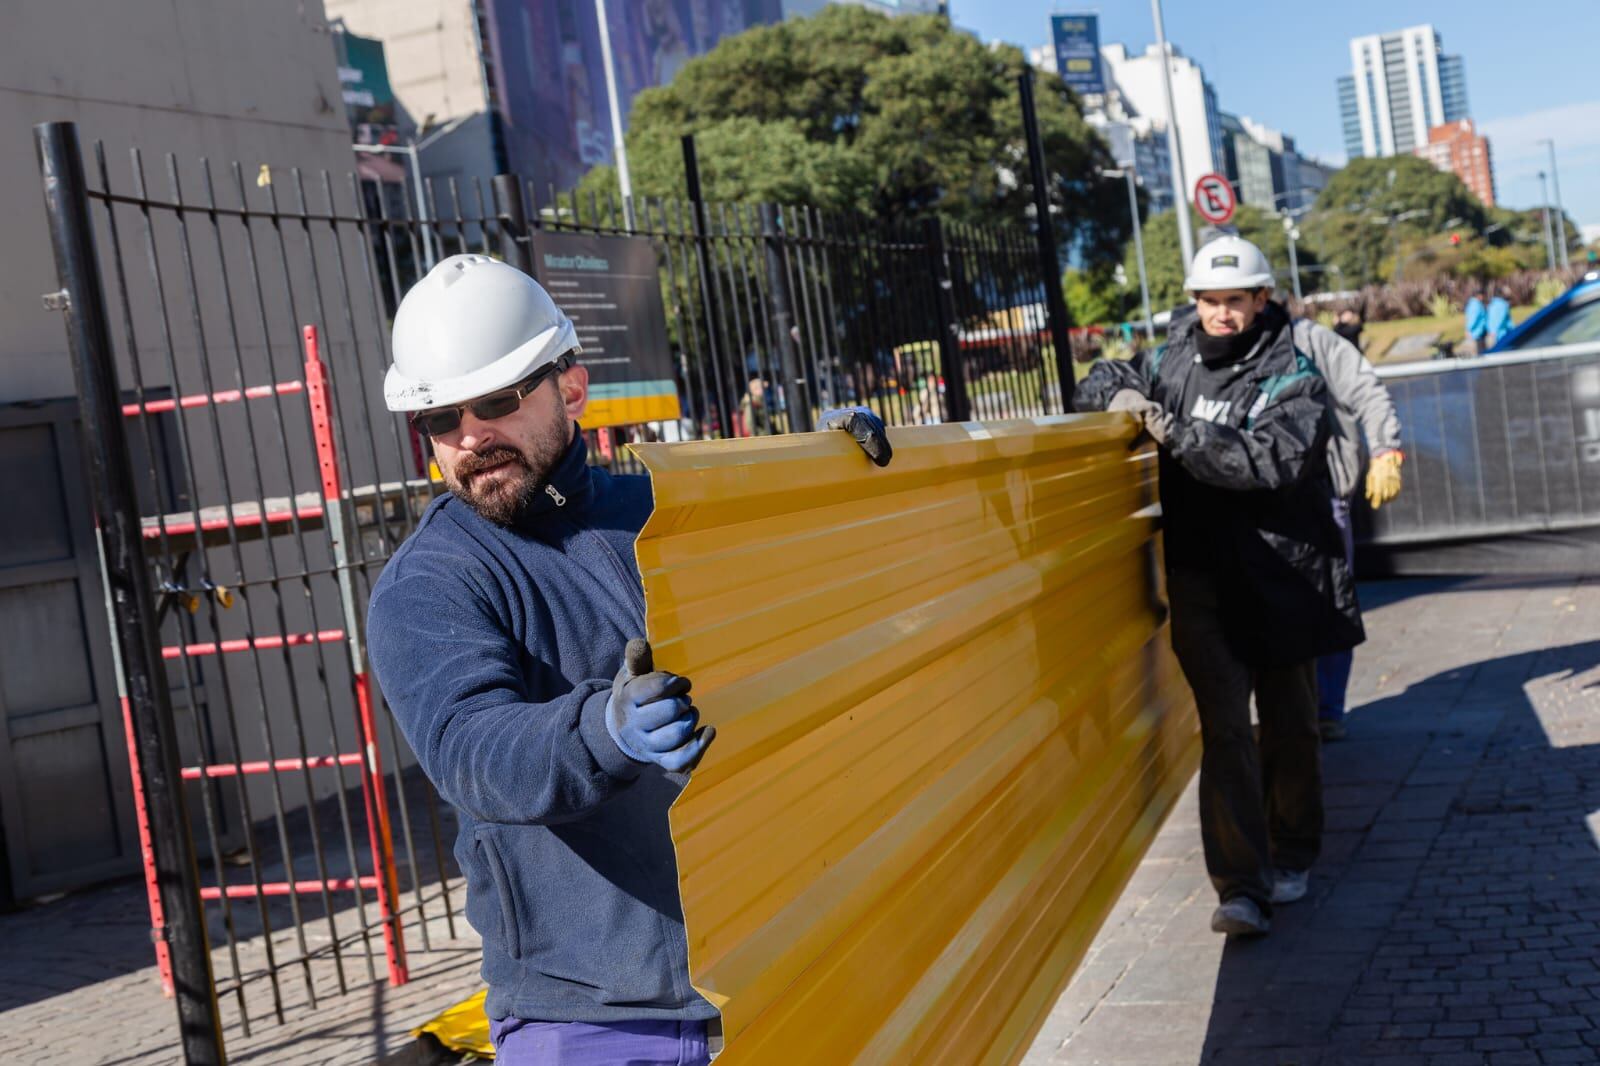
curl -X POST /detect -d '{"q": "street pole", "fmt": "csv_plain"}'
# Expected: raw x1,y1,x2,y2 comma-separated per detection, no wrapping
36,120,224,1065
594,0,635,230
354,140,439,269
1283,215,1303,300
1150,0,1194,269
1542,139,1569,269
1018,69,1077,411
1538,170,1557,271
405,144,436,268
1120,167,1154,340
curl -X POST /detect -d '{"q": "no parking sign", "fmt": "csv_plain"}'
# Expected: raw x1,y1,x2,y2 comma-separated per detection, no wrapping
1192,173,1236,225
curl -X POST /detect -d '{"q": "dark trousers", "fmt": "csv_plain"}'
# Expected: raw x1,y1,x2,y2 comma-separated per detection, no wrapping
1316,495,1356,721
1168,569,1324,911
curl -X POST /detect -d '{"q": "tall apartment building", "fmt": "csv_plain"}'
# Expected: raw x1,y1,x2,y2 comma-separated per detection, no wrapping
1027,32,1173,214
1100,42,1224,199
1218,113,1334,214
1337,24,1469,159
1416,119,1496,206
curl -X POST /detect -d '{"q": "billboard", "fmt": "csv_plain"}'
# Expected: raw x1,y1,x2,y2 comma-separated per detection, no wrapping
334,29,399,145
486,0,783,192
1050,14,1104,95
528,230,681,427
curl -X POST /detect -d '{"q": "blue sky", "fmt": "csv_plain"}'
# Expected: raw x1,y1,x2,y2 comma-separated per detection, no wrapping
953,1,1600,229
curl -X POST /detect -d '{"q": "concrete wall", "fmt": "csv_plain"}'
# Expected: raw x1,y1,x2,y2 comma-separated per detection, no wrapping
1,0,426,897
2,0,361,404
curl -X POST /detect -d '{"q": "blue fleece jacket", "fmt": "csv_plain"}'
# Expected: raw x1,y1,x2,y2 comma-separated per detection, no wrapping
367,431,716,1026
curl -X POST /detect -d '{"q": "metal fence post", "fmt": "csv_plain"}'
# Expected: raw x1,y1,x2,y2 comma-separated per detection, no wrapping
758,204,813,433
35,120,225,1065
682,135,733,436
492,173,533,274
924,218,971,423
1017,70,1077,412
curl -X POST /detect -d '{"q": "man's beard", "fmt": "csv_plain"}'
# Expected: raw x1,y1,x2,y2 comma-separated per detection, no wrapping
444,415,570,526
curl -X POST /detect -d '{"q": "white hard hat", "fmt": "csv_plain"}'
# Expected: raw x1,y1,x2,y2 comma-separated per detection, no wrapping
1184,235,1275,292
384,254,579,413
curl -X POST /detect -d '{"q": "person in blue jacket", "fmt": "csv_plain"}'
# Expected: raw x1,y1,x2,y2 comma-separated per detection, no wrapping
367,254,889,1066
1486,286,1514,348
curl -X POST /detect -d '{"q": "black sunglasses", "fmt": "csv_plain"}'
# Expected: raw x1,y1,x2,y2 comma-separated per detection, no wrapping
409,356,570,438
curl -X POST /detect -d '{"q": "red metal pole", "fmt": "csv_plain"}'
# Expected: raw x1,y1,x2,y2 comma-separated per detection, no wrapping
303,325,409,986
121,697,175,998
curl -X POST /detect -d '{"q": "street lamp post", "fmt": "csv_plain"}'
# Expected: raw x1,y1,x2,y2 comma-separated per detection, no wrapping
1538,170,1557,271
595,0,635,230
1540,140,1569,269
1102,163,1155,340
353,123,454,270
1149,0,1194,269
1282,214,1303,300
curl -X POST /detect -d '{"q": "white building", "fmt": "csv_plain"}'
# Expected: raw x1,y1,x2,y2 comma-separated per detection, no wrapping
1337,24,1470,159
1099,42,1224,200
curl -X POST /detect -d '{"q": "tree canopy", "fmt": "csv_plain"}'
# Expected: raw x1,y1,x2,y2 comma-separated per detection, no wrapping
1302,156,1490,285
1113,204,1325,312
577,5,1129,263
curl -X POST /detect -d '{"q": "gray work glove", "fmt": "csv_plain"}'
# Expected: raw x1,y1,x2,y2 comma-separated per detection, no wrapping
1143,407,1177,446
605,639,715,773
818,406,892,467
1107,388,1154,415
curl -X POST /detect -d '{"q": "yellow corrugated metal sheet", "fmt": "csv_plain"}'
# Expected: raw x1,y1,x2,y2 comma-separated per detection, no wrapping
631,415,1199,1064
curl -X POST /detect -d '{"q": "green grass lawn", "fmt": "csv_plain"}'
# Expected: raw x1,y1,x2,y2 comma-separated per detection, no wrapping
1361,305,1539,363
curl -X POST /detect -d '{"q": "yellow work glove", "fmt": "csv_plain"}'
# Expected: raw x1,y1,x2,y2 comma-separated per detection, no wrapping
1366,450,1403,509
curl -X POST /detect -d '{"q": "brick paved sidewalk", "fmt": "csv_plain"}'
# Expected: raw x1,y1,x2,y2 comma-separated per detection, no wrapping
1025,575,1600,1066
7,576,1597,1064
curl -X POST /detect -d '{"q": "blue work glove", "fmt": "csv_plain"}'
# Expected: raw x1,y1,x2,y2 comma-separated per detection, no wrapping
818,406,893,467
605,639,715,773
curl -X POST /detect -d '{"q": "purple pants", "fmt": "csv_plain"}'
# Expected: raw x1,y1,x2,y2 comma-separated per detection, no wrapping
489,1017,710,1065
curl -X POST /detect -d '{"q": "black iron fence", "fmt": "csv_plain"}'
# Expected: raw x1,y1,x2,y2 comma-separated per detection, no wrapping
34,111,1072,1061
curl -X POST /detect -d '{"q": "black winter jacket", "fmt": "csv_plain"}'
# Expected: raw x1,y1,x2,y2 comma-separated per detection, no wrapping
1076,302,1364,665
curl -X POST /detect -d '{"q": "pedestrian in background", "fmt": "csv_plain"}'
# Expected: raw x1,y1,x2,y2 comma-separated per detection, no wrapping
1486,286,1513,349
1332,307,1364,349
1464,287,1489,355
1074,235,1363,939
1292,297,1403,742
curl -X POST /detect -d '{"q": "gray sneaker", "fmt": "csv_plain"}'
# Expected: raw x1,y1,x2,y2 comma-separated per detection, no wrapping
1211,897,1270,937
1271,868,1310,905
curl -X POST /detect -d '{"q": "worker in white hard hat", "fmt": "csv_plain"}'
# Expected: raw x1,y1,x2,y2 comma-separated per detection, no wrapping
1074,235,1364,939
365,255,890,1065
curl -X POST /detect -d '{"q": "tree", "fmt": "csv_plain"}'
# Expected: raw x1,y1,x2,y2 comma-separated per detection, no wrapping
575,6,1128,264
1122,204,1325,311
1062,266,1124,327
1302,156,1488,286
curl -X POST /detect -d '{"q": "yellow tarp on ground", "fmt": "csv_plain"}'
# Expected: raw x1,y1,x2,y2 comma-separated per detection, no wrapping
415,987,491,1058
417,416,1199,1062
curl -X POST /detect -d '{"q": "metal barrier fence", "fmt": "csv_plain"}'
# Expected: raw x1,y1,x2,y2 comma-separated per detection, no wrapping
33,115,1073,1061
1369,343,1600,573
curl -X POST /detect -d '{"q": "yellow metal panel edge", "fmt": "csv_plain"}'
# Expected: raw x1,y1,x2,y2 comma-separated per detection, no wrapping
633,416,1197,1063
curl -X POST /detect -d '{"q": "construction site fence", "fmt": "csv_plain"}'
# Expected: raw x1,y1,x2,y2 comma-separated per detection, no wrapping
32,116,1080,1063
1369,342,1600,575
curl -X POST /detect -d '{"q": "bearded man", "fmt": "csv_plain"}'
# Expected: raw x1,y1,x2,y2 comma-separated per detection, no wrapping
367,255,887,1065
